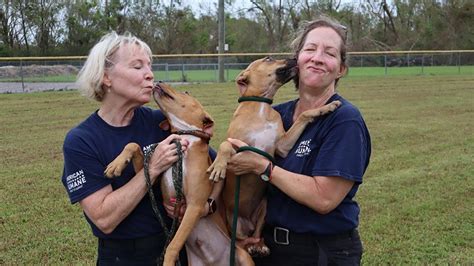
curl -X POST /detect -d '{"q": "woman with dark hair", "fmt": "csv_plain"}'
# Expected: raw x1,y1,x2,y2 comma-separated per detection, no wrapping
228,16,371,265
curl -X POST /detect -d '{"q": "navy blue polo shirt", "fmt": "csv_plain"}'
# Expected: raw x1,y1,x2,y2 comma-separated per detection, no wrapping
266,93,371,235
61,106,216,239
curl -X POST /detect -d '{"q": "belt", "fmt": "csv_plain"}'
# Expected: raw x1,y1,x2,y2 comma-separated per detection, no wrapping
264,226,357,246
99,233,163,250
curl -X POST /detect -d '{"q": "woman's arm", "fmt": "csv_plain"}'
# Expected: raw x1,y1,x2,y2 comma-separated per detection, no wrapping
227,138,353,214
269,167,353,214
79,135,188,234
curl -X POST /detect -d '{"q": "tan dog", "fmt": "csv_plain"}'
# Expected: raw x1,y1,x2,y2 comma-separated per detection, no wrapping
207,57,341,257
104,82,254,266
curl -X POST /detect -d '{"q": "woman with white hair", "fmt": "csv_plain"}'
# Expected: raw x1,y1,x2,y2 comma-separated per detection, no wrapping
60,31,189,265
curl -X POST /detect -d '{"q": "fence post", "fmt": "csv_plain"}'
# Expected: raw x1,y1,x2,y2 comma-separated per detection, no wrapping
421,56,424,75
20,59,25,92
384,55,387,75
181,63,185,82
226,64,229,81
458,52,461,74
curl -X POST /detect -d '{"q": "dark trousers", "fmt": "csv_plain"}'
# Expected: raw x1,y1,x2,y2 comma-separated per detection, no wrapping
97,232,187,266
253,226,363,266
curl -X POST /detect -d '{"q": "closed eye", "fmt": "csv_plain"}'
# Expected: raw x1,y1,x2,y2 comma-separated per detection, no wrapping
264,56,274,62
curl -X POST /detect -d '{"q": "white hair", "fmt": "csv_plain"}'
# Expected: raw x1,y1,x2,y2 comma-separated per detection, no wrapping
76,31,152,101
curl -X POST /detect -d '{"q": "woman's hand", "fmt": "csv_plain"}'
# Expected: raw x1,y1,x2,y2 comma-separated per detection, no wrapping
163,198,211,221
226,138,268,176
148,134,189,183
164,197,187,221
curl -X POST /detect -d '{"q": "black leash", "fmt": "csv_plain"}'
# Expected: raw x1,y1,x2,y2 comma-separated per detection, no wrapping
144,140,184,266
143,143,170,237
230,145,275,266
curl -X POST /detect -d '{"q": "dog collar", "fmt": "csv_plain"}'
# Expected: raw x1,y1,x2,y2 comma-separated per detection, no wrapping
238,96,273,104
173,130,211,144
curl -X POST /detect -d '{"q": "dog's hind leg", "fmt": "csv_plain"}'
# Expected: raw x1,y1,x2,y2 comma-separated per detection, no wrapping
163,204,206,266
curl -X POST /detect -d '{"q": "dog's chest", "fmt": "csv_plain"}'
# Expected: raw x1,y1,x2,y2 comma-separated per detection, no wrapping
161,136,200,197
238,120,280,152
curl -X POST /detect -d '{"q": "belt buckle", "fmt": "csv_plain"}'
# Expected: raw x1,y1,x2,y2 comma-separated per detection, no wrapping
273,226,290,245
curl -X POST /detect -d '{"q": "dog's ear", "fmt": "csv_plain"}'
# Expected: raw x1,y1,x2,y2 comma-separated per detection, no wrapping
236,72,249,95
202,114,214,137
159,120,171,131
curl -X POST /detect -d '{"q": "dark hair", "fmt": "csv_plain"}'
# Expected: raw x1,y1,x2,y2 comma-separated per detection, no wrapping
290,15,349,88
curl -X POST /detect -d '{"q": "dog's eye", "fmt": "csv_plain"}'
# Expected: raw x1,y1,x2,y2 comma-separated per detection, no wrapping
184,91,190,95
264,56,274,62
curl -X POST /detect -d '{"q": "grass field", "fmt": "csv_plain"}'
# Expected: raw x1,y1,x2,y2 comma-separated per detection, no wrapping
1,65,473,83
1,74,473,264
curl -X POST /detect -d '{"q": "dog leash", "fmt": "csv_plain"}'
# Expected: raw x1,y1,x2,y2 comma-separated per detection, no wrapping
230,145,275,266
144,140,184,266
143,143,171,236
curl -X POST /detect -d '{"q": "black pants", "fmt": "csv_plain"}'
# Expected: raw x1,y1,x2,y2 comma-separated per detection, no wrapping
97,232,187,266
253,226,363,266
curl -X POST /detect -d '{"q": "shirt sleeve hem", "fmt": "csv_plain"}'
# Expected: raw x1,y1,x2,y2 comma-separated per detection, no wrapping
69,182,111,204
311,170,362,183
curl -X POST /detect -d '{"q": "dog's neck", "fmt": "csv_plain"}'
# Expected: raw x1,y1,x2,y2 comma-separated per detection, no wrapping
238,96,273,104
173,129,211,144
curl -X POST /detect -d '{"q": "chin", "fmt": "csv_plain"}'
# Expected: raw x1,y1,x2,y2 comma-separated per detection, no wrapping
138,96,151,104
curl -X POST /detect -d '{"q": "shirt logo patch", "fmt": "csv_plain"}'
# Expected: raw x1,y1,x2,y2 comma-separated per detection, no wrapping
295,139,312,157
66,170,86,193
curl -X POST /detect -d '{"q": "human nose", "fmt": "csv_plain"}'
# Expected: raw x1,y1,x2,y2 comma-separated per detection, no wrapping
310,49,324,64
145,65,154,80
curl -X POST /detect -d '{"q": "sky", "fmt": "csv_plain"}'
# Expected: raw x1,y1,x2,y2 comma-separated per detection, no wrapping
170,0,367,17
169,0,254,17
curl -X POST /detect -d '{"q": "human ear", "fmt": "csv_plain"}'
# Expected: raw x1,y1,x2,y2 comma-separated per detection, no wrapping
103,72,112,88
337,64,347,78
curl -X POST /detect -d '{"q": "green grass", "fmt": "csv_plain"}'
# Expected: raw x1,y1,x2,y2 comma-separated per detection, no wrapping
1,74,473,264
1,65,473,82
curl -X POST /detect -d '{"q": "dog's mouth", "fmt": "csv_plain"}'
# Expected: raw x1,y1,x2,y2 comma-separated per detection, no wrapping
275,58,298,84
153,82,175,100
237,78,247,87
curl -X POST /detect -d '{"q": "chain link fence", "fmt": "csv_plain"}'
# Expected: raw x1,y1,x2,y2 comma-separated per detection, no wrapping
1,51,473,93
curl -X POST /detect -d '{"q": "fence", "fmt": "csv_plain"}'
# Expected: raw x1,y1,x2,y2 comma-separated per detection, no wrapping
0,50,473,93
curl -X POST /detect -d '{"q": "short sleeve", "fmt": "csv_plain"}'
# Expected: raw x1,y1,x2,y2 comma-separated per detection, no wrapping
311,120,370,183
61,133,111,204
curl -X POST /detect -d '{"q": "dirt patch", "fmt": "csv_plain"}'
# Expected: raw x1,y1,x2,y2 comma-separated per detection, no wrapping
0,64,79,78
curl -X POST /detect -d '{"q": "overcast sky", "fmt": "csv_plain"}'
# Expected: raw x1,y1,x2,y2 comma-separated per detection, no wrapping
169,0,365,17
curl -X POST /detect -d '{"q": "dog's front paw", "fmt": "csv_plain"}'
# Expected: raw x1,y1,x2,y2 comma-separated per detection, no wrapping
207,160,227,182
104,156,131,178
302,100,342,122
322,100,342,113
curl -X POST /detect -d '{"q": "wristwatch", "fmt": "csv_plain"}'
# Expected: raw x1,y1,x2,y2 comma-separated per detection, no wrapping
260,162,274,182
207,198,217,215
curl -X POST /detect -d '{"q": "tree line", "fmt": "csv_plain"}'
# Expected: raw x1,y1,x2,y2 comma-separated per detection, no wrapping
0,0,472,57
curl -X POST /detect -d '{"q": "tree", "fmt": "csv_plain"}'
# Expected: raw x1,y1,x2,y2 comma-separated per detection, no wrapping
248,0,299,51
25,0,64,55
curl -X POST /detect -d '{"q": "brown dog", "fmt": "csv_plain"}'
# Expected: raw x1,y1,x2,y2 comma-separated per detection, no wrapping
104,82,253,266
207,56,341,257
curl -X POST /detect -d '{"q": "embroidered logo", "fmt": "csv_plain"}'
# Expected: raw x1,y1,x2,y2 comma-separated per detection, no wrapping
66,170,86,193
295,139,312,157
143,143,155,155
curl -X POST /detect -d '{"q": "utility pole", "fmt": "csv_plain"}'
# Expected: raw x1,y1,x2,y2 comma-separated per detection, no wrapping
218,0,225,82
